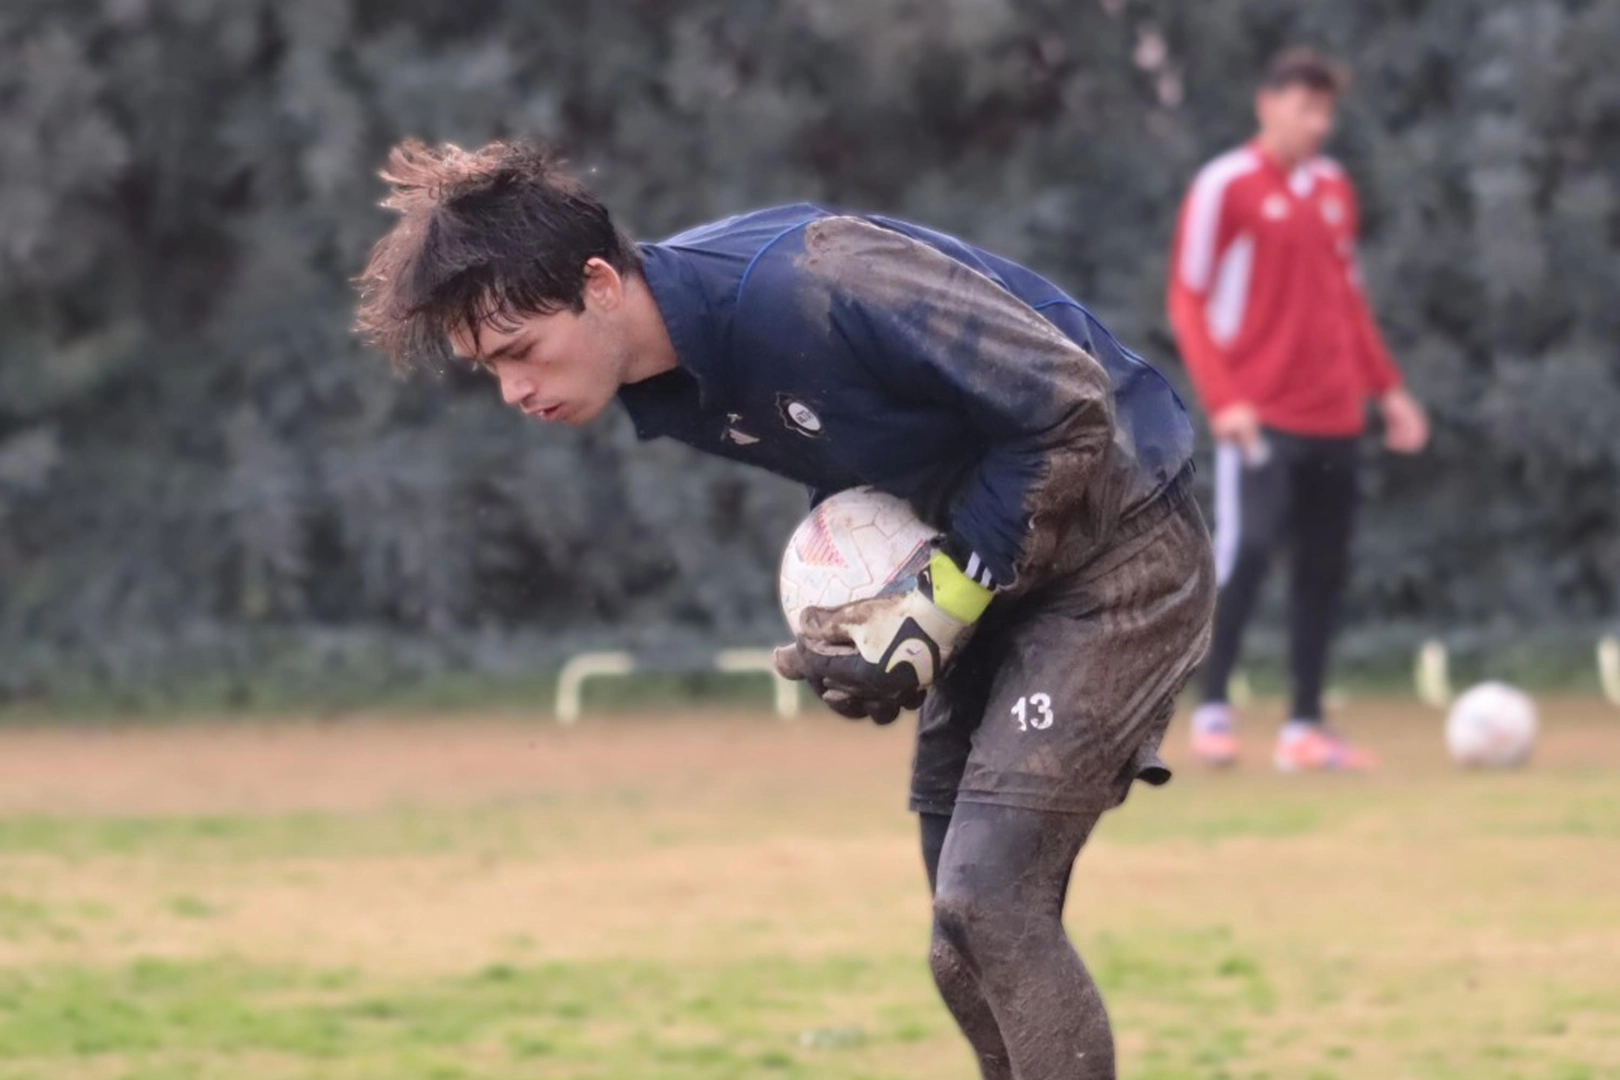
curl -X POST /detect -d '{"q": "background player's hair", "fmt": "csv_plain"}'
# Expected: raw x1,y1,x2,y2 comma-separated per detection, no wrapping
354,139,641,372
1261,46,1350,97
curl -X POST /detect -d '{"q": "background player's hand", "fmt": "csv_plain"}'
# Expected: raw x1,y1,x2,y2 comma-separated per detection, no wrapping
1211,402,1265,462
772,549,992,722
1379,388,1429,454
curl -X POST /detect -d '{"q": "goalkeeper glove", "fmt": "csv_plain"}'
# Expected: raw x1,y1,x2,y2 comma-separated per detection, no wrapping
772,547,994,724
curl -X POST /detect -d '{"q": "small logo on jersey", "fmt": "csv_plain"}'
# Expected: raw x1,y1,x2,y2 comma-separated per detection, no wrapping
722,412,761,445
1320,196,1345,225
1261,194,1291,221
778,396,824,437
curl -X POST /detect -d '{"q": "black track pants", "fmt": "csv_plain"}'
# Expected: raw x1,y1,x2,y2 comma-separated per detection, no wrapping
1199,429,1358,722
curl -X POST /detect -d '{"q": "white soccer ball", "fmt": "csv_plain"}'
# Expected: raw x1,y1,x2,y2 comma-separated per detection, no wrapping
779,487,940,635
1445,682,1538,768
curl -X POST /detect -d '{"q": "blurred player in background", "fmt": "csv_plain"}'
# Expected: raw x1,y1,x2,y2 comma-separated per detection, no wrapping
1168,47,1430,773
356,139,1214,1079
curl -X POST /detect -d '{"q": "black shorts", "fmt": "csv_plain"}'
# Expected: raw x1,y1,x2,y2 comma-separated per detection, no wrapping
910,481,1216,818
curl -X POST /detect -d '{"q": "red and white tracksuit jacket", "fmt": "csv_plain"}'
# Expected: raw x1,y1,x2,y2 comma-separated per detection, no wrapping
1167,141,1402,437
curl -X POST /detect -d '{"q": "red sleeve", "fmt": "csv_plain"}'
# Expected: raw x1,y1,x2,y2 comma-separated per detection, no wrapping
1166,167,1243,414
1339,182,1402,398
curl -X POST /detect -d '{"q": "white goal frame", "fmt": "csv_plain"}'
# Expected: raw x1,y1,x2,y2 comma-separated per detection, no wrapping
555,648,800,723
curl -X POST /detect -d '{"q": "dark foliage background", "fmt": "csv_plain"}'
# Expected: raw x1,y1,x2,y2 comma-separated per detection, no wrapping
1,0,1615,704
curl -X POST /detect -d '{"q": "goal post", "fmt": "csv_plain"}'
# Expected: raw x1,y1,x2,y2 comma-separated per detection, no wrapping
555,651,635,725
1415,639,1452,709
714,647,801,720
554,648,801,723
1599,636,1620,709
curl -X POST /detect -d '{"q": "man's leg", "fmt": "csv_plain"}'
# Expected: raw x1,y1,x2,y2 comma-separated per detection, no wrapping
931,802,1112,1080
913,493,1212,1077
921,811,1013,1080
1195,439,1290,761
1275,437,1371,769
912,614,1020,1079
922,494,1213,1080
1287,438,1357,720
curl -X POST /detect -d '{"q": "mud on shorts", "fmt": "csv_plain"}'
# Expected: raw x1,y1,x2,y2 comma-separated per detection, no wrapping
910,475,1216,819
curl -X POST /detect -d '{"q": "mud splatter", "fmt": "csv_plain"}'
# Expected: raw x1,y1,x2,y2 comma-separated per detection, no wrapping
793,216,1164,594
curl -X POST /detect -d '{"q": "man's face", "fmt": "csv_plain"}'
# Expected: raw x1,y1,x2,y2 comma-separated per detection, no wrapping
1256,84,1337,164
450,261,630,427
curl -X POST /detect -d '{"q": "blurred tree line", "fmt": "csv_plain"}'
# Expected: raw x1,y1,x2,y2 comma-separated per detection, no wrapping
0,0,1615,705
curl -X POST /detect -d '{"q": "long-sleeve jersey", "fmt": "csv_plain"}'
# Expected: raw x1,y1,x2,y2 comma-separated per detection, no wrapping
620,205,1195,594
1166,142,1402,437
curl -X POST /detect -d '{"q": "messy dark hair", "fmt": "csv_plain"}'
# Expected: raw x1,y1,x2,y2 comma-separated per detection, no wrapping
354,139,641,372
1261,46,1350,97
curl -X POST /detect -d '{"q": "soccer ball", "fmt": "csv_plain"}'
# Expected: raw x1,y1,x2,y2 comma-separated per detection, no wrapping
779,487,940,635
1445,682,1538,768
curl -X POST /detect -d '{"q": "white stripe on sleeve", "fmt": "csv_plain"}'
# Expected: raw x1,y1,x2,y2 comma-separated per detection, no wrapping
1206,233,1255,347
1178,149,1258,292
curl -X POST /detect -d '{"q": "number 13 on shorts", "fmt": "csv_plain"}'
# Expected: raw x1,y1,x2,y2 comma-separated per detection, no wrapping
1011,693,1055,731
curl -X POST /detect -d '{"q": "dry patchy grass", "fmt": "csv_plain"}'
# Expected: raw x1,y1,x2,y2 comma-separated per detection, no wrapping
0,698,1615,1078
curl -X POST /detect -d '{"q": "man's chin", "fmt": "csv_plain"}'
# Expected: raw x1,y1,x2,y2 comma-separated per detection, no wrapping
557,400,609,427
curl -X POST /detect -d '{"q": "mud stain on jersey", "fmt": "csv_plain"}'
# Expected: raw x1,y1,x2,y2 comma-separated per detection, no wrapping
793,216,1152,592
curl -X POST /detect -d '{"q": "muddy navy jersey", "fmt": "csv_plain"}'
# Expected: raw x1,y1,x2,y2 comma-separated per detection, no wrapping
619,204,1195,592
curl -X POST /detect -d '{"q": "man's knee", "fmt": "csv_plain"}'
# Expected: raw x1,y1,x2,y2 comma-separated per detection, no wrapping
929,802,1091,975
932,878,1051,974
932,888,993,966
1216,531,1275,592
927,921,977,991
1231,534,1277,574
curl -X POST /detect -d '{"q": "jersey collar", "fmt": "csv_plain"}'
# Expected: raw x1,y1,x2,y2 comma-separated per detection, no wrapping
1248,138,1321,197
634,243,738,411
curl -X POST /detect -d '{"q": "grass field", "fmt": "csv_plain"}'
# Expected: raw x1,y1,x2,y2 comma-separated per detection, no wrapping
0,699,1616,1079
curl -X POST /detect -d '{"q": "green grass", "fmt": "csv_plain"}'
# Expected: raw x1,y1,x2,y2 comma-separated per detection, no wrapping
3,628,1609,724
0,702,1617,1078
0,955,950,1080
0,668,795,727
15,940,1598,1080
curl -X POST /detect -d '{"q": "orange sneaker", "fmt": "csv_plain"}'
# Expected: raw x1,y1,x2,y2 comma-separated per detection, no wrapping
1190,703,1241,767
1272,725,1377,772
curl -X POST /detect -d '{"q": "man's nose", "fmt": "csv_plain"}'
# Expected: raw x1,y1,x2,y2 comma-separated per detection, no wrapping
499,370,535,408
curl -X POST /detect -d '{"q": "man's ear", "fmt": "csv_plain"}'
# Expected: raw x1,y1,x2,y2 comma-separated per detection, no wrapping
582,258,625,312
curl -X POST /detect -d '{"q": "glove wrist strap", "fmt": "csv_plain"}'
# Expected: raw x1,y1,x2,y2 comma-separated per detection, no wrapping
928,549,994,624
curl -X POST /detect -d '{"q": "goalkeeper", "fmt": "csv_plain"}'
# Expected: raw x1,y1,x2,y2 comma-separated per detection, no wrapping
356,139,1214,1080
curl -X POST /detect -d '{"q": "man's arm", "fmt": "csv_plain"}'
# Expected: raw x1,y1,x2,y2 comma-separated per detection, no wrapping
1338,182,1402,398
1166,166,1245,415
1167,164,1263,455
1339,183,1427,453
767,216,1119,718
796,216,1116,591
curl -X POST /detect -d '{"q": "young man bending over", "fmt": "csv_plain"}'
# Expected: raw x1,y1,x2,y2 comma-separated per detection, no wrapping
356,140,1214,1079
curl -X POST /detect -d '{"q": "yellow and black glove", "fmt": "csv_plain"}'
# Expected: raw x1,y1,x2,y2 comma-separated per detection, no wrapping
772,547,994,724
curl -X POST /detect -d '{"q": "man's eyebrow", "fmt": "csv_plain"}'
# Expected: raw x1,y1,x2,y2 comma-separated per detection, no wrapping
481,336,530,363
